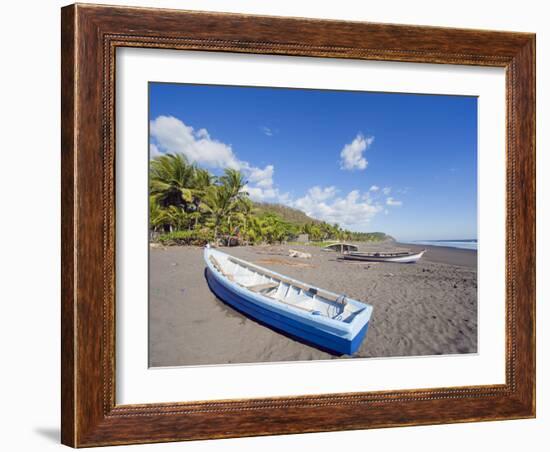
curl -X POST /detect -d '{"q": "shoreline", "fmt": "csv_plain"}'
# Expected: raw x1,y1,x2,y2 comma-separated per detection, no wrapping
394,242,477,268
149,242,478,367
152,239,478,268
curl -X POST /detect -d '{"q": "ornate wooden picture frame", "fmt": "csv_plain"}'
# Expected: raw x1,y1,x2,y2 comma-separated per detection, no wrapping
61,3,535,447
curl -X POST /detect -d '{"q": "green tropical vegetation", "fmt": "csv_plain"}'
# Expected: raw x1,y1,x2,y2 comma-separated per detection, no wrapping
150,153,391,246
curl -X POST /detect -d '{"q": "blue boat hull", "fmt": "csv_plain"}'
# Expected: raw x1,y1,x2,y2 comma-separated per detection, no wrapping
206,268,369,355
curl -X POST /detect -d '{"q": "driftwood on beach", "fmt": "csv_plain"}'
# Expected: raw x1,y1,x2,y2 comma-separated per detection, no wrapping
288,249,312,259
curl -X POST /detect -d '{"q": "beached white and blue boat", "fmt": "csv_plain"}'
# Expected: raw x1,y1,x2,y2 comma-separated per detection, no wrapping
341,249,426,264
204,246,373,355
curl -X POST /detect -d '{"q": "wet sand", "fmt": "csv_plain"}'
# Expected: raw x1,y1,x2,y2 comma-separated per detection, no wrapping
149,242,477,366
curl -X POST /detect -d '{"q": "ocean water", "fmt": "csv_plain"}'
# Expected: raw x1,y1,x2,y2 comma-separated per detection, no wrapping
404,240,478,251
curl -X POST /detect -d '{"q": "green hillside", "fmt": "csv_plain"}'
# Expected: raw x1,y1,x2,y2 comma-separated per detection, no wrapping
252,202,320,225
253,202,393,243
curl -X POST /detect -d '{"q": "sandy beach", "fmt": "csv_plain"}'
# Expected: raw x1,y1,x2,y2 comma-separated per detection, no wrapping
149,242,477,367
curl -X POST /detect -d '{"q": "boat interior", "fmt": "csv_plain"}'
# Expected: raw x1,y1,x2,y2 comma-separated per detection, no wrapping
208,253,366,323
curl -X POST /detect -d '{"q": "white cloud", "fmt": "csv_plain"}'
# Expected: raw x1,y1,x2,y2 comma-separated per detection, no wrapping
306,186,338,202
244,164,292,203
261,126,274,137
245,185,290,204
339,133,374,171
150,115,286,202
248,165,274,188
382,187,392,195
386,197,402,207
290,186,383,230
362,192,373,202
149,143,162,158
195,128,210,139
243,165,292,203
150,116,397,229
150,115,242,169
245,185,273,201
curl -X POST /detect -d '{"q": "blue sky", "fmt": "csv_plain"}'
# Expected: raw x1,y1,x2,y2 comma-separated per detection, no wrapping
149,83,477,241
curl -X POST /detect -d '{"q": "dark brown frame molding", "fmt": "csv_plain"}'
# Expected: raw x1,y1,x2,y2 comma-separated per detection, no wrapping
61,3,536,447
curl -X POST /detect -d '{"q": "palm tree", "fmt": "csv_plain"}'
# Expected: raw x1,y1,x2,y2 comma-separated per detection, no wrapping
238,198,253,243
308,223,322,241
188,167,212,227
149,153,196,210
219,168,248,201
149,197,166,233
149,198,189,233
244,216,258,244
192,168,213,201
201,185,233,239
201,169,249,241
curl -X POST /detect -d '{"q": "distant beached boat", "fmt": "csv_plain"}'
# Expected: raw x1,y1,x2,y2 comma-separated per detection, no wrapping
340,249,426,264
204,246,373,355
321,243,359,253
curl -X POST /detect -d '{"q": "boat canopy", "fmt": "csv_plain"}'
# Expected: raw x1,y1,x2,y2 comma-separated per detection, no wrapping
322,243,358,252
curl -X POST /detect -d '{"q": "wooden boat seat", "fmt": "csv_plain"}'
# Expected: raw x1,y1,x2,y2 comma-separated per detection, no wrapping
227,256,343,303
247,282,279,293
210,255,319,314
275,298,318,313
209,255,235,281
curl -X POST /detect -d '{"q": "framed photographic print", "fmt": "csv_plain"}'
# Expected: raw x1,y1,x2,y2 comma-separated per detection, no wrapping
61,3,535,447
